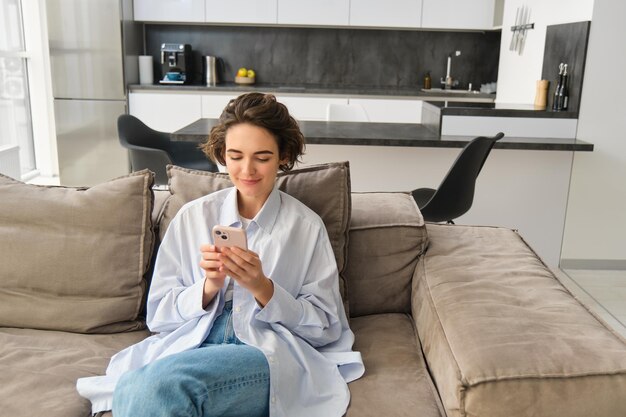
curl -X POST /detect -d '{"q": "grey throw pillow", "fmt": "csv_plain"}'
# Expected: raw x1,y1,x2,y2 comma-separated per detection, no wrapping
0,170,155,333
160,162,351,307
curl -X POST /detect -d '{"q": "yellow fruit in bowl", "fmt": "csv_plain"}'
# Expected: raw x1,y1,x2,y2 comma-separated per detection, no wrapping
237,67,248,77
247,69,255,78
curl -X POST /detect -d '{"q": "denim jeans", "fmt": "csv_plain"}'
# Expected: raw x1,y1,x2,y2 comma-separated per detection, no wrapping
112,301,270,417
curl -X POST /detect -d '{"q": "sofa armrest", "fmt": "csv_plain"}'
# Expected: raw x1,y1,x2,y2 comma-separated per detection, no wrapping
412,223,626,417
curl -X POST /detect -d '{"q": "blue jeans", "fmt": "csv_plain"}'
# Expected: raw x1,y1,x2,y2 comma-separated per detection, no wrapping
112,301,270,417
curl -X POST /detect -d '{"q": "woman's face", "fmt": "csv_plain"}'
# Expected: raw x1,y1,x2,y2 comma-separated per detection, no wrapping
224,123,284,216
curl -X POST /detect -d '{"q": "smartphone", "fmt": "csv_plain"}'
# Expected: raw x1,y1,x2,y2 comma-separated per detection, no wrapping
212,225,248,251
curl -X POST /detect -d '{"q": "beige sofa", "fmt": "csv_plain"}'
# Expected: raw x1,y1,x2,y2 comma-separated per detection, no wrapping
1,162,626,417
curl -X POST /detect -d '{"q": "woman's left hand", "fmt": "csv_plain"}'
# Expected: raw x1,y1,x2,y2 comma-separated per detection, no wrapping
219,247,274,307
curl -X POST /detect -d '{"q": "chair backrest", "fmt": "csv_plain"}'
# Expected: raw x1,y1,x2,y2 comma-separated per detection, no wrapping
117,114,173,185
420,132,504,223
326,103,369,122
118,114,172,150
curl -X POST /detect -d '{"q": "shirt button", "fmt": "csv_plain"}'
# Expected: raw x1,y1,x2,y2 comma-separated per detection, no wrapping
234,306,241,313
268,356,275,363
271,396,276,404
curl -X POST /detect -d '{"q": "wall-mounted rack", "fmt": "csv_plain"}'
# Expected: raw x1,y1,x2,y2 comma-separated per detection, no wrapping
511,23,535,32
509,5,534,55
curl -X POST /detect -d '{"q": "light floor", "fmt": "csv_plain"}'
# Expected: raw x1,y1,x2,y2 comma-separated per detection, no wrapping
557,268,626,338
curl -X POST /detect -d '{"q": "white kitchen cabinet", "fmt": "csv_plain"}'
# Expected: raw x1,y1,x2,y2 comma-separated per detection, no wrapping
349,98,423,123
129,92,202,133
205,0,277,24
274,96,348,121
350,0,422,28
133,0,205,22
130,91,424,126
277,0,349,26
201,93,239,118
421,0,495,30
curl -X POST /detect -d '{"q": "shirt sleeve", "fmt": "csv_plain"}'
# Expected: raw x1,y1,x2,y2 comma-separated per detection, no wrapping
254,225,345,348
146,214,210,333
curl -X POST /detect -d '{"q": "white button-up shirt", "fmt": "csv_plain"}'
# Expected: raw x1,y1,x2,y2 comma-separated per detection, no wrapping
77,186,364,416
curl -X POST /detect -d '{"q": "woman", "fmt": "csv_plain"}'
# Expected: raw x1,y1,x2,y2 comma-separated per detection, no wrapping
77,92,364,417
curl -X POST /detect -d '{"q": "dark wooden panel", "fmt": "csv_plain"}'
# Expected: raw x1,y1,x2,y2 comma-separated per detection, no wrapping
541,21,591,113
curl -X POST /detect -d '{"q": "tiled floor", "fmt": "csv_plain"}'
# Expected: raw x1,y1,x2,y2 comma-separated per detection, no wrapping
557,268,626,338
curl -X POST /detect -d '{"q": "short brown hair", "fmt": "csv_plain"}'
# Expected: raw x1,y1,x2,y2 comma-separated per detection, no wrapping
201,93,305,172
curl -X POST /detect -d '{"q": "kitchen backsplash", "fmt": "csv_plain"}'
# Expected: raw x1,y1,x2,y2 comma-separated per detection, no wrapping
144,25,500,90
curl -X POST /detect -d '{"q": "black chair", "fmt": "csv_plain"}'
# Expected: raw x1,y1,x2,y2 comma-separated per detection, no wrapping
411,132,504,223
117,115,218,185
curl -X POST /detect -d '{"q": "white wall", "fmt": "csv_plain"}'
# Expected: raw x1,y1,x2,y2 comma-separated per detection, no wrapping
496,0,626,265
496,0,594,104
560,0,626,263
302,144,572,267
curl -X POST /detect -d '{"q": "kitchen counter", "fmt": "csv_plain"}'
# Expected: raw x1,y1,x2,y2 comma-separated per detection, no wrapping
129,83,496,102
423,100,578,119
172,118,593,152
422,100,581,139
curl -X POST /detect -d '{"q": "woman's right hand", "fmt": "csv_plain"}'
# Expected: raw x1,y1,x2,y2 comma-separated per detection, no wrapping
199,244,227,308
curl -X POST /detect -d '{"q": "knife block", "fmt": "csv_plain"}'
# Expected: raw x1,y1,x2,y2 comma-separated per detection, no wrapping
534,79,549,110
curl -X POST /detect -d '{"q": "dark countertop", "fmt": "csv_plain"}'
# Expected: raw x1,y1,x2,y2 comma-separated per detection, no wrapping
423,100,578,119
129,83,496,101
172,118,593,152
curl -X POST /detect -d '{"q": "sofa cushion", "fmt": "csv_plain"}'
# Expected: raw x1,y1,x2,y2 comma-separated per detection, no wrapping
346,192,427,317
0,327,149,417
413,224,626,417
346,313,445,417
0,171,154,333
160,162,351,304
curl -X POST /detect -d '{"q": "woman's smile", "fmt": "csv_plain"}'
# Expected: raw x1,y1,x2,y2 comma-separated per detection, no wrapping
240,178,261,185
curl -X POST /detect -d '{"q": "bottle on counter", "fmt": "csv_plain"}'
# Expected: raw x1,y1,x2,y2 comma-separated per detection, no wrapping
557,64,569,111
424,72,431,90
552,63,564,111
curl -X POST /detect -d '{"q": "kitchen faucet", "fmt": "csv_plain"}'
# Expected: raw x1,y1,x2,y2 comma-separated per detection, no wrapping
441,50,461,89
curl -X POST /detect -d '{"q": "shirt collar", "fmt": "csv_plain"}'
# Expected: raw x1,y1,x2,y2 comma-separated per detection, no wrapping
254,186,280,233
218,188,241,227
218,186,281,233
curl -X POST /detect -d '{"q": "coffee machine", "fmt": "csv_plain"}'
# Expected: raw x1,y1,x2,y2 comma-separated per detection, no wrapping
160,43,192,84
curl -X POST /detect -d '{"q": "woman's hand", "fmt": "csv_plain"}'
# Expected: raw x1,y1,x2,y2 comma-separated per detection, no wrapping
199,244,227,309
219,246,274,307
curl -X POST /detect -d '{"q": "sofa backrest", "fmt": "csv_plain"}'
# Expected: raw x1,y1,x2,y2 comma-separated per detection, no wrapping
345,192,428,317
153,189,428,319
154,162,353,315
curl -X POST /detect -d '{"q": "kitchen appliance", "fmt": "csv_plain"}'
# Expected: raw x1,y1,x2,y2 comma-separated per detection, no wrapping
204,55,218,86
46,0,140,186
160,43,192,84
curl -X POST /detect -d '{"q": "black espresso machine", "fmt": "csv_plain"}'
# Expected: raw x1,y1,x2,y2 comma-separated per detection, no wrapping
160,43,192,84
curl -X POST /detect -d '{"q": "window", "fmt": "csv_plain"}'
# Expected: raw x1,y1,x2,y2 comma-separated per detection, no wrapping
0,0,35,177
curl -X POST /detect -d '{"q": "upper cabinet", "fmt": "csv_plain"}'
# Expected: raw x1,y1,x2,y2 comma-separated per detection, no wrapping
205,0,277,24
421,0,495,30
277,0,349,26
134,0,205,22
134,0,497,30
350,0,422,28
